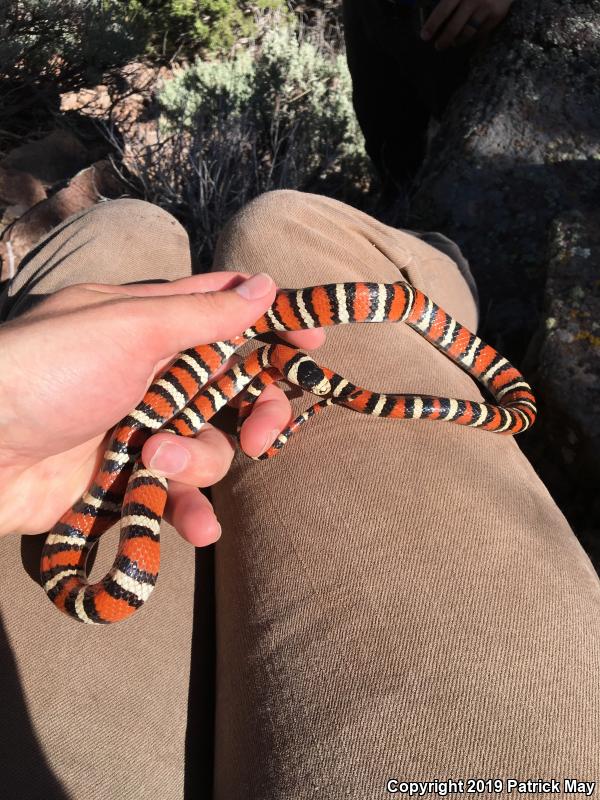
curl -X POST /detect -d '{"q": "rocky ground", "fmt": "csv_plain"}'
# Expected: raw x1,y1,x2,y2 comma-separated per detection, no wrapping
528,210,600,564
0,63,168,285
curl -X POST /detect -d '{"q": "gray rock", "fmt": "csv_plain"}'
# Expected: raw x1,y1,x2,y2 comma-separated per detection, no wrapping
523,209,600,564
412,0,600,360
535,210,600,475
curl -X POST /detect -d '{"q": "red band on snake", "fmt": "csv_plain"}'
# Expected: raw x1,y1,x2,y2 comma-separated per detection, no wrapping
41,282,536,624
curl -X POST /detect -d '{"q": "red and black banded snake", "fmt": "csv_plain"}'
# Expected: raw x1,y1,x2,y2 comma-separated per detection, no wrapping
41,281,536,624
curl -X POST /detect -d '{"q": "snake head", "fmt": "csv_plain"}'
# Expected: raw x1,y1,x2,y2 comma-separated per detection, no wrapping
293,358,331,396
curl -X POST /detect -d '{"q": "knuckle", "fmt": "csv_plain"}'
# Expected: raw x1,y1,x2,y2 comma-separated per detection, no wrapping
191,289,236,324
53,284,87,304
191,454,222,485
193,289,221,314
193,432,232,482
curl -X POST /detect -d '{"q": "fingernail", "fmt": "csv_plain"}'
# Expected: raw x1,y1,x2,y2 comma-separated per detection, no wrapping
259,429,280,456
149,441,190,475
234,273,273,300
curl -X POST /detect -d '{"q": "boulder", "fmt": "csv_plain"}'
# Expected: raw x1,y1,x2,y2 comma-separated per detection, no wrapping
536,211,600,472
0,165,47,239
527,210,600,560
0,160,126,278
411,0,600,361
1,129,91,186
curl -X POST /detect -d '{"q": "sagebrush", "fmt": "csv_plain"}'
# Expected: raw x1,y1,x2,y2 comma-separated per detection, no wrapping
0,0,142,140
122,20,371,267
126,0,287,57
0,0,285,140
0,1,141,88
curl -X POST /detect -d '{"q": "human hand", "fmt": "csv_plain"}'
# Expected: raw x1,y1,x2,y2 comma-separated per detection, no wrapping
421,0,515,50
0,272,325,544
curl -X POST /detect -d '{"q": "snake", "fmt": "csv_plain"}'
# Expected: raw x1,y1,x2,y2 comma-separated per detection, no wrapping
41,281,536,624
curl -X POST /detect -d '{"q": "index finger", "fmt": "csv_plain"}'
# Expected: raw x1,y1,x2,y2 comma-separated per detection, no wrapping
92,273,326,348
88,271,252,297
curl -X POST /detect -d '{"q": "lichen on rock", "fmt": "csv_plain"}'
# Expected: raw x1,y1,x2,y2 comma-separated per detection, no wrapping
535,210,600,479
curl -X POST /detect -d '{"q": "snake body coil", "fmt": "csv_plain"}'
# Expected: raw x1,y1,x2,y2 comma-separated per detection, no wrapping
41,282,536,624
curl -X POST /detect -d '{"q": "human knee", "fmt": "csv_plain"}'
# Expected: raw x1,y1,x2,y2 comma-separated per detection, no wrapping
214,190,312,277
85,199,191,281
91,198,187,246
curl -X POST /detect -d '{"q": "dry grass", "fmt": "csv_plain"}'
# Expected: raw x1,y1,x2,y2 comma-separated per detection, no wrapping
105,16,373,269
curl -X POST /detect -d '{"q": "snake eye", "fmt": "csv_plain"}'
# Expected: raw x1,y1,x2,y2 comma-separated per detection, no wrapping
296,361,331,395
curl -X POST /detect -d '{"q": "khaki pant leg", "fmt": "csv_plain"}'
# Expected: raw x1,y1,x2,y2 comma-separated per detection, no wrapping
0,200,197,800
210,190,600,798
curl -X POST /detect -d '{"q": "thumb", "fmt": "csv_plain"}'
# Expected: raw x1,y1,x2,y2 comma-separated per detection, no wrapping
137,272,277,359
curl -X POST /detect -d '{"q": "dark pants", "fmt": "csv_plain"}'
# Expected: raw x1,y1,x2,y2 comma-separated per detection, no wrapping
343,0,474,203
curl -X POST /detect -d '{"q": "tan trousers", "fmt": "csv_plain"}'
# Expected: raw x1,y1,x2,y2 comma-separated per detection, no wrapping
0,194,598,800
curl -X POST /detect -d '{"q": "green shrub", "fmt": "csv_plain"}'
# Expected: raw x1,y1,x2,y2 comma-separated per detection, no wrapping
0,0,142,140
139,20,370,265
0,1,141,88
125,0,287,57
